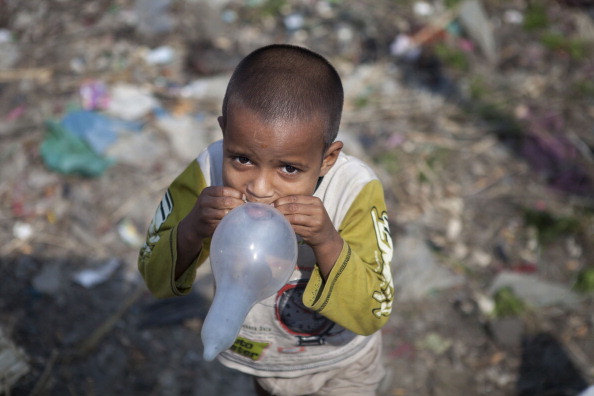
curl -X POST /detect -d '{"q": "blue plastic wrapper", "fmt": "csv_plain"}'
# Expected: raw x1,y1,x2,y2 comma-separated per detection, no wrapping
40,120,114,177
61,109,142,154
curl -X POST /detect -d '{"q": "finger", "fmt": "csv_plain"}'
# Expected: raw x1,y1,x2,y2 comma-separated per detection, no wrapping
197,205,226,222
201,190,243,210
285,213,326,230
204,186,243,199
276,201,322,219
220,186,243,199
290,223,322,243
275,195,318,207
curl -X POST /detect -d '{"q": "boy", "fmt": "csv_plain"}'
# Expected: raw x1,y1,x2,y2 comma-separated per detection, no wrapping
138,44,394,395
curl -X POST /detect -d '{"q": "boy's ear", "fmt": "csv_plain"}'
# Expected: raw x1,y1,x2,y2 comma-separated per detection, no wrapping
320,141,343,176
217,116,225,133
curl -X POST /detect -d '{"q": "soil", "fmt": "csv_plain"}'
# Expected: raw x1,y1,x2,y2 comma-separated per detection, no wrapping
1,1,594,395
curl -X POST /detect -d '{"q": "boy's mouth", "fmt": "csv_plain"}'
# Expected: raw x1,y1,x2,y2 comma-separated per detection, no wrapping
242,194,275,206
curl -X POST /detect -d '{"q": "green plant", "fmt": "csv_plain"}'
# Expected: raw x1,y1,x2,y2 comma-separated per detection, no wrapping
434,43,469,72
493,287,526,317
469,77,487,101
426,147,450,170
540,33,590,61
574,80,594,98
467,100,523,138
375,151,399,174
523,4,549,30
573,267,594,293
445,0,463,8
523,209,582,244
246,0,286,16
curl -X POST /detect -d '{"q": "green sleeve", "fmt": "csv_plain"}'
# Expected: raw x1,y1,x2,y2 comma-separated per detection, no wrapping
137,160,211,298
303,179,394,335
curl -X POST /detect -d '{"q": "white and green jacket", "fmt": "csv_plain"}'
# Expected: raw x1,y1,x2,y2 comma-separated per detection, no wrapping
138,140,394,377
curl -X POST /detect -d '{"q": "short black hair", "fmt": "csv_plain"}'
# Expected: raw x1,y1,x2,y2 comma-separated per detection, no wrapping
222,44,344,148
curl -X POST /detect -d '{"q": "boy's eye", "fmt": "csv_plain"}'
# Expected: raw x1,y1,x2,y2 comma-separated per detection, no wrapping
282,165,299,175
233,156,252,165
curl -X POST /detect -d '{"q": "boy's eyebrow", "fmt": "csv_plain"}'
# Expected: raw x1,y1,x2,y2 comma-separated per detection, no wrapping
224,147,249,156
279,159,310,170
225,147,311,169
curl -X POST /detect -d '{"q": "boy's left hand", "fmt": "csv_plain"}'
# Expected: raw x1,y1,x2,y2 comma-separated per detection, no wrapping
274,195,344,279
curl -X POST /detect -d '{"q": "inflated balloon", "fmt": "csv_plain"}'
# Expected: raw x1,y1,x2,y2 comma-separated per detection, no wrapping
201,202,298,361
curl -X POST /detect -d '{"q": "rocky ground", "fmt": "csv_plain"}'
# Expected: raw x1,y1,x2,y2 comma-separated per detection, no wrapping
1,1,594,395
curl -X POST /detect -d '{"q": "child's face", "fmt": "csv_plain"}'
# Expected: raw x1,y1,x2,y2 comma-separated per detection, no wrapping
219,105,342,204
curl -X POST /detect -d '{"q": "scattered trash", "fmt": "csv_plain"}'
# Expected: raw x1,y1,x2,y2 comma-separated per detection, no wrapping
573,267,594,293
475,292,496,317
488,316,524,348
0,29,12,43
0,67,52,83
504,9,524,25
413,1,434,17
458,0,498,64
284,13,305,31
79,80,110,110
489,272,582,308
578,386,594,396
139,291,208,328
105,83,159,121
12,221,33,241
511,262,538,274
393,225,465,301
40,120,114,177
0,327,30,392
155,114,210,162
144,45,176,65
390,34,421,60
518,107,594,196
32,262,66,296
72,258,121,288
0,31,20,70
416,332,452,355
117,218,144,247
517,333,589,396
178,75,229,100
1,1,594,394
134,0,173,36
221,9,238,24
105,131,167,167
6,105,25,122
61,109,142,155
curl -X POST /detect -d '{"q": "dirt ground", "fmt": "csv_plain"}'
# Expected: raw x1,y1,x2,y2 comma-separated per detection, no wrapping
1,1,594,395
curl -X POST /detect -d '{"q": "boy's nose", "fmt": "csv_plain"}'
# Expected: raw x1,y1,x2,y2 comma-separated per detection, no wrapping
247,172,274,202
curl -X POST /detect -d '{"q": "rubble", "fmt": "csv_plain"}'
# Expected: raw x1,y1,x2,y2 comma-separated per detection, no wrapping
0,0,593,395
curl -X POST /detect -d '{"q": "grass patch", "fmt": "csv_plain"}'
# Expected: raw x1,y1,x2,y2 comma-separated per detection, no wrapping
246,0,286,17
375,151,400,174
444,0,464,8
434,43,469,72
523,209,582,244
540,32,591,61
574,80,594,98
523,3,549,30
469,76,488,101
573,268,594,293
493,287,526,317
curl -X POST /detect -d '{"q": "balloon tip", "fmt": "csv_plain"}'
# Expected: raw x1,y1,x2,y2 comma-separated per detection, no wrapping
203,347,219,362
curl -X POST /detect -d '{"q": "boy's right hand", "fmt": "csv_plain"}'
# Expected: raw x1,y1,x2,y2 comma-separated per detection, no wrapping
181,186,244,242
175,186,243,278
